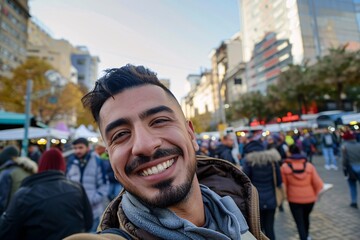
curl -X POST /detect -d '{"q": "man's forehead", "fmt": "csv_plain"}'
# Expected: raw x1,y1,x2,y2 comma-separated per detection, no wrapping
99,85,181,125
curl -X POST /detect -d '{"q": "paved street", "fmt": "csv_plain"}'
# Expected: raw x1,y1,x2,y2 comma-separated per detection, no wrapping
274,155,360,240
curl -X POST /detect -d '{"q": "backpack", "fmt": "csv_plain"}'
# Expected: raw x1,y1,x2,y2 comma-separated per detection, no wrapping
323,134,333,146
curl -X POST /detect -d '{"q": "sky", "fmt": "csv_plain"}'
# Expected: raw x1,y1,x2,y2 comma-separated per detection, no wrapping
29,0,240,101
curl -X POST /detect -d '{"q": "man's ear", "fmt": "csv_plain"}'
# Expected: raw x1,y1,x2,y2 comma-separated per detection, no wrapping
186,120,199,151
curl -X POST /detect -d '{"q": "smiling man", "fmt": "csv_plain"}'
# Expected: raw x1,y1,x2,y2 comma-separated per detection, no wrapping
67,65,267,240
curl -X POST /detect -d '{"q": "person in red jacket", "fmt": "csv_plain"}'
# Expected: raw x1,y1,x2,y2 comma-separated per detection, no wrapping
281,144,323,240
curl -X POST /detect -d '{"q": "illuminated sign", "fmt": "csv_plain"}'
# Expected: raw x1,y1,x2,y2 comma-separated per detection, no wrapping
277,112,300,123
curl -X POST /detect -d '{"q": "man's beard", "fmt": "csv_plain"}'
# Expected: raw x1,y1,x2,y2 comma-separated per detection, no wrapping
125,147,197,208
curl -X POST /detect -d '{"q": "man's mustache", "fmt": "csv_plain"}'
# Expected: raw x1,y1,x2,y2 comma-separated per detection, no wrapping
125,147,183,174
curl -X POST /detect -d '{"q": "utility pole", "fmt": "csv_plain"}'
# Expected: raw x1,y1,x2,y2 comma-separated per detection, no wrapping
22,79,33,157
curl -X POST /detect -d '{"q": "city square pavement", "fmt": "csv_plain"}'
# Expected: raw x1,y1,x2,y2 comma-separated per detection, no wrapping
274,155,360,240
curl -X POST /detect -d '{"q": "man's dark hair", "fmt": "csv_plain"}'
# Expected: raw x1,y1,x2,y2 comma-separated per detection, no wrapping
72,137,89,147
82,64,177,123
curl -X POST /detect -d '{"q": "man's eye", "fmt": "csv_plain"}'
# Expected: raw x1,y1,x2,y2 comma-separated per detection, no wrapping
152,118,170,125
111,131,130,143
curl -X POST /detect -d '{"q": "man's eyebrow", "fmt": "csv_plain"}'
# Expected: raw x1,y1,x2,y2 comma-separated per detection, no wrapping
105,118,129,136
139,105,174,120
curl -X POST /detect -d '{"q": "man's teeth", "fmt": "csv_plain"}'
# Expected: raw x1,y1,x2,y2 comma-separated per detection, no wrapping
141,159,175,176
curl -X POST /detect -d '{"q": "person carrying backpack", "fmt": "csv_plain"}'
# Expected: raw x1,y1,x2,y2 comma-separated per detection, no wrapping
281,144,323,240
321,129,338,170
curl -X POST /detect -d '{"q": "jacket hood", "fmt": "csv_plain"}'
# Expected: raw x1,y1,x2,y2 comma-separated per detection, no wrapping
13,156,38,174
245,148,281,166
283,156,308,179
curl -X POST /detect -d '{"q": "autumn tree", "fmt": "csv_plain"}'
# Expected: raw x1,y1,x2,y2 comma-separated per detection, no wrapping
231,91,270,125
0,58,84,126
275,62,323,114
314,45,360,110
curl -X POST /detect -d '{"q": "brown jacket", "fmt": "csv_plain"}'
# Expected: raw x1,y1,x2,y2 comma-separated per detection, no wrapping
96,156,267,240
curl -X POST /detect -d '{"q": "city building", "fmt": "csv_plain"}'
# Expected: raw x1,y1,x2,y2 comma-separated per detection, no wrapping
0,0,30,77
27,19,75,81
240,0,360,64
182,71,216,131
209,32,244,126
71,46,99,90
246,32,293,93
182,74,200,119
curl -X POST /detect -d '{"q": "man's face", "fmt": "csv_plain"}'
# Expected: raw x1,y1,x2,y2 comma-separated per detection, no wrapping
225,137,234,147
73,143,89,159
99,85,199,208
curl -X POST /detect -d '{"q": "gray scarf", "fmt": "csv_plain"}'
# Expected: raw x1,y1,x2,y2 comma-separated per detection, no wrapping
122,184,249,240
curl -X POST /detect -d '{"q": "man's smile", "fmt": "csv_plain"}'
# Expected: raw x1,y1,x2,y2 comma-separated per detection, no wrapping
139,157,176,176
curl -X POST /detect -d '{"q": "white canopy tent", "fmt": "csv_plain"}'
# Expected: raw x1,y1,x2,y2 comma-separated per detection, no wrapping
0,127,70,141
73,124,99,139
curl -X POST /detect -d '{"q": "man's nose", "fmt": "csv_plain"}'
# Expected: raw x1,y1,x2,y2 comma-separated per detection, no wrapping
131,125,161,157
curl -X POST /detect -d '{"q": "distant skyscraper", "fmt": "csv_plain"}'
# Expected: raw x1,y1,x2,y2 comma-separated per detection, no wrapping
247,32,293,93
240,0,360,64
71,46,99,90
0,0,30,77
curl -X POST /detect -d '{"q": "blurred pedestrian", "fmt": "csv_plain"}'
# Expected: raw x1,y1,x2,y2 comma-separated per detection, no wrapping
96,141,123,201
281,144,324,240
0,145,37,214
341,131,360,209
27,143,42,164
321,129,338,170
273,133,289,161
66,138,109,232
0,148,93,239
198,142,210,156
242,140,282,240
215,134,238,165
302,133,317,163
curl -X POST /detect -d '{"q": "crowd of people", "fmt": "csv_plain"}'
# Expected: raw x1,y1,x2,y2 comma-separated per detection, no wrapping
196,127,360,240
0,138,123,239
0,64,359,240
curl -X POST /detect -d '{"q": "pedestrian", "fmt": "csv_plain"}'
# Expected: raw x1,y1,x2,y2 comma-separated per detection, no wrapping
273,133,289,161
96,141,123,201
66,138,109,232
281,144,324,240
302,133,317,163
215,134,238,165
65,64,266,239
0,148,93,239
27,143,42,164
321,129,338,170
242,140,282,240
341,131,360,209
0,145,37,215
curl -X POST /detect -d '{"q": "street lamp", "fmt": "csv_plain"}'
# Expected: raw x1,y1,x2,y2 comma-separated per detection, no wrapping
21,70,66,157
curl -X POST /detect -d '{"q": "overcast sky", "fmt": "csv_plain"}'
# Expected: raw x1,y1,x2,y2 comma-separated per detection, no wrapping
29,0,240,100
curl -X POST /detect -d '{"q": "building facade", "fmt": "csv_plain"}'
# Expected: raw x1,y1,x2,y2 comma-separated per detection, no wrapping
71,46,99,90
27,19,75,81
0,0,30,77
240,0,360,64
246,32,293,93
